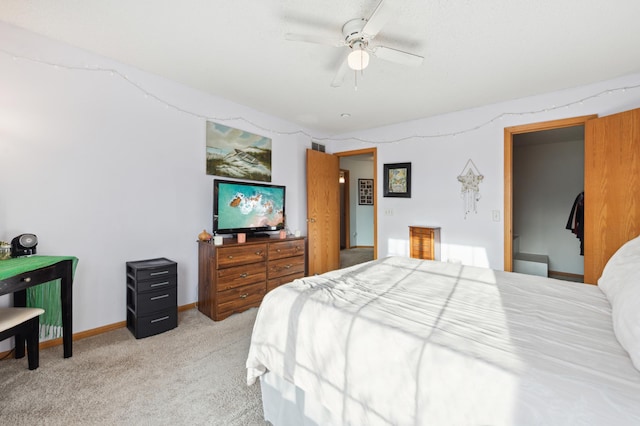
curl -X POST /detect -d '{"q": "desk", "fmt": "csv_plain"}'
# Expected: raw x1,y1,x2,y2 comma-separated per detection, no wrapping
0,256,76,358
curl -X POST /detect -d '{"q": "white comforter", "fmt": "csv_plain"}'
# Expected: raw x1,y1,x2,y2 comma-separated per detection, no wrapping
247,257,640,425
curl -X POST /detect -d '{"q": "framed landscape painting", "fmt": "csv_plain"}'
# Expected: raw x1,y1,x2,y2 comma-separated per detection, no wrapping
206,121,272,182
383,162,411,198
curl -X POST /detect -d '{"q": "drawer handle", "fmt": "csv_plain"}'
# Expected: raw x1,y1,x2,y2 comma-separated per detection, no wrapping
150,294,170,301
285,264,292,269
239,273,248,278
151,316,170,323
227,255,234,259
150,281,170,287
150,270,169,276
239,293,248,299
255,251,263,256
22,277,32,283
276,249,281,253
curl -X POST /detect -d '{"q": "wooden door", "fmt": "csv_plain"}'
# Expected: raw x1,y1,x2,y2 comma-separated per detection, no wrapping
306,149,340,275
584,108,640,284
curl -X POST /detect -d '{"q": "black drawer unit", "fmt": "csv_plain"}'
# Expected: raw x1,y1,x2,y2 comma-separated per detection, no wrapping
126,258,177,339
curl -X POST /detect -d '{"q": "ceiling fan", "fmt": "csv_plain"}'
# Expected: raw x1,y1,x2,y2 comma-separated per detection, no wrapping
285,0,424,87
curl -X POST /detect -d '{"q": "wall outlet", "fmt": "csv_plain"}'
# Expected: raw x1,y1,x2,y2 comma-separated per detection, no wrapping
492,210,501,222
384,208,394,216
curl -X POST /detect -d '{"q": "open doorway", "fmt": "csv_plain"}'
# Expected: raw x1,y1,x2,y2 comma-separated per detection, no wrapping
336,148,377,268
504,116,596,274
512,126,585,282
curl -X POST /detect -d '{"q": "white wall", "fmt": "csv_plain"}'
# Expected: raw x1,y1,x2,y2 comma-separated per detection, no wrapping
3,20,640,351
330,74,640,268
513,139,584,275
340,157,374,246
0,22,311,350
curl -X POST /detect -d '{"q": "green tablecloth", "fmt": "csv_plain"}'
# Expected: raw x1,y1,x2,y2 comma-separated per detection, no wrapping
0,256,78,337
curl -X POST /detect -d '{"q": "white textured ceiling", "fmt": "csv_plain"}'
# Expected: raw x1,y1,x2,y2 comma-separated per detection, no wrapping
2,0,640,135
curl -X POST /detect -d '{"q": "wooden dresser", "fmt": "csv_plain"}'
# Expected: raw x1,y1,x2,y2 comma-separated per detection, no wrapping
198,237,306,321
409,226,441,261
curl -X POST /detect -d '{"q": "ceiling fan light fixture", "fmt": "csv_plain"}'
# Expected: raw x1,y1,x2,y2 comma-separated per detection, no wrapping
347,44,370,70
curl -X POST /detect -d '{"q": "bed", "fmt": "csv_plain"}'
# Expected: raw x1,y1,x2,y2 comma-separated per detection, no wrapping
246,236,640,425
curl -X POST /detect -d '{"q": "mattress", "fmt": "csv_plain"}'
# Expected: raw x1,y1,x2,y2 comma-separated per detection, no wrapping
247,256,640,425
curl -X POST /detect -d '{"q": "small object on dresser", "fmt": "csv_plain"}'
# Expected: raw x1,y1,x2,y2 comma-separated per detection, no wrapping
237,233,246,243
279,230,287,239
126,258,178,339
198,229,212,242
213,235,224,246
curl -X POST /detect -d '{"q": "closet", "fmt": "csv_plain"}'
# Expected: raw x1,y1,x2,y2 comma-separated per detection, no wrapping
505,107,640,284
512,127,585,281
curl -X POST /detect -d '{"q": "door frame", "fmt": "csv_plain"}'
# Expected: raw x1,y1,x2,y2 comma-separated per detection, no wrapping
340,169,351,249
335,147,378,260
503,115,596,271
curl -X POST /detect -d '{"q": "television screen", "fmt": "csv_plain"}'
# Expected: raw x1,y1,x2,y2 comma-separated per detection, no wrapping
214,179,285,235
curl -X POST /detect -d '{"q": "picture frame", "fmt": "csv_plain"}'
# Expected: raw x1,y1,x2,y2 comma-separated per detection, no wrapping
358,178,374,205
383,162,411,198
205,121,272,182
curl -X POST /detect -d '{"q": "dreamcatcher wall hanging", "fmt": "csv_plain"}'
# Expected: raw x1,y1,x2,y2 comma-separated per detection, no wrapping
457,159,484,219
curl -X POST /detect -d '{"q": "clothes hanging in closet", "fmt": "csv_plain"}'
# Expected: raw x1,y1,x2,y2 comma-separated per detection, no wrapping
566,192,584,255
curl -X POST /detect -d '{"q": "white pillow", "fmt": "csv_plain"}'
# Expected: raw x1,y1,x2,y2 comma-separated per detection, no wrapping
598,234,640,370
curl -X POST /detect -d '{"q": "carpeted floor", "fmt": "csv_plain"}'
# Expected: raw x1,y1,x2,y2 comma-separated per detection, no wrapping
340,247,374,269
0,308,266,426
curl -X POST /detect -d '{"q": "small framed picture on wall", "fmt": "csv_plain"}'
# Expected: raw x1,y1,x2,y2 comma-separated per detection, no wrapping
358,178,374,205
383,162,411,198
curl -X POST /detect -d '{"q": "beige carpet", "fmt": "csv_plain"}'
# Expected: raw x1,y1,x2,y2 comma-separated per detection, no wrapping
340,247,374,269
0,308,266,425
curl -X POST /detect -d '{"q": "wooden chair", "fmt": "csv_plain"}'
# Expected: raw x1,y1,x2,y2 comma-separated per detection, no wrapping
0,307,45,370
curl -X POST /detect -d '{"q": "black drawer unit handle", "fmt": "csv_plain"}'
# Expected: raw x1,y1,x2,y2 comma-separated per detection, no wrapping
150,281,170,288
150,270,169,276
150,294,170,301
151,316,170,323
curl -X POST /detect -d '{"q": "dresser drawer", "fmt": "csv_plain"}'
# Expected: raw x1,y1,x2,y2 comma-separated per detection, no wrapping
268,256,305,279
129,286,177,316
216,244,267,269
127,307,177,339
127,258,177,281
216,261,266,291
217,282,265,314
411,228,434,237
127,274,177,293
268,240,305,260
267,271,305,293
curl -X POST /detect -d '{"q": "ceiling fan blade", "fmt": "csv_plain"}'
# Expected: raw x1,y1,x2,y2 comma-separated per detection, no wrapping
330,54,351,87
362,0,396,39
372,45,424,66
285,33,345,47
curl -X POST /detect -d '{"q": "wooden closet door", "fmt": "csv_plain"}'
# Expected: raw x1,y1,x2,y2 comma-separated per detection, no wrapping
584,108,640,284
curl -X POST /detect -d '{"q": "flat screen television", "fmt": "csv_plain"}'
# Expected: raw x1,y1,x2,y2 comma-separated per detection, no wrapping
213,179,286,236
